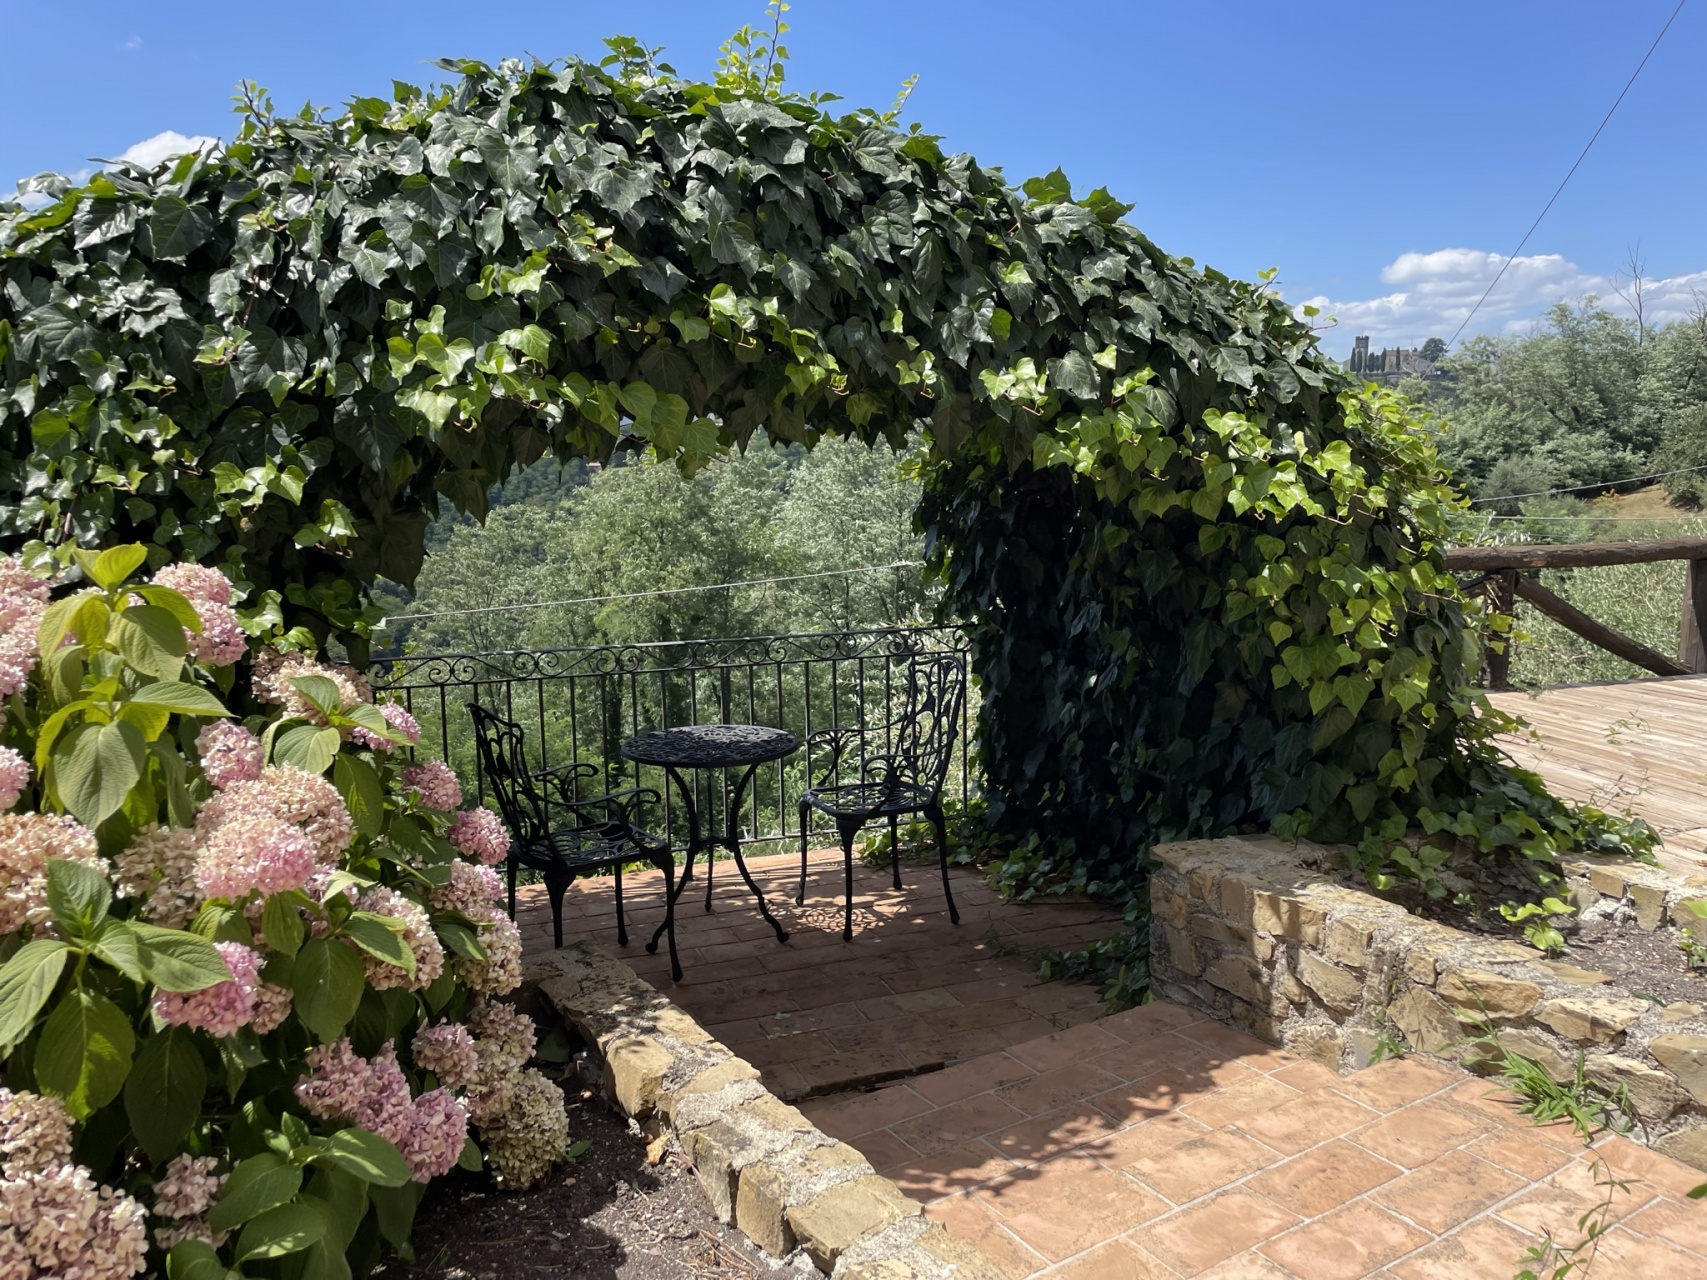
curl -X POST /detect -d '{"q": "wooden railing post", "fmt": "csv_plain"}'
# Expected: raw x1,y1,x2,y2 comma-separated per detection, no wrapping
1681,557,1707,673
1486,569,1516,690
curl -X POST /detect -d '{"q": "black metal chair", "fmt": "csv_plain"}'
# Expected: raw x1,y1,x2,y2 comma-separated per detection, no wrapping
796,654,967,941
467,703,681,980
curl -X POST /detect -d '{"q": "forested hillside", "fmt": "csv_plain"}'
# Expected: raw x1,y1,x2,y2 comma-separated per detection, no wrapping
375,434,931,656
1415,299,1707,505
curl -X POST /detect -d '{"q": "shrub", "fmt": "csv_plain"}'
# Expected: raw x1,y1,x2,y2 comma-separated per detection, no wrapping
0,546,567,1280
1656,403,1707,508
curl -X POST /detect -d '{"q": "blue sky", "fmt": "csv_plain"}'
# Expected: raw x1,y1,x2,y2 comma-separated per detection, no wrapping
5,1,1702,355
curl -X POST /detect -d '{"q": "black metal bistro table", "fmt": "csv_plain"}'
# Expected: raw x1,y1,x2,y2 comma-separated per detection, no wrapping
621,724,800,947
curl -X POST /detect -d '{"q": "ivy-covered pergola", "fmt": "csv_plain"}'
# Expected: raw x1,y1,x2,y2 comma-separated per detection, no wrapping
0,53,1641,901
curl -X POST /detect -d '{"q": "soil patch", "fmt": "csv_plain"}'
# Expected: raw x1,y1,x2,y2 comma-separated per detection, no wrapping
383,1077,800,1280
1565,916,1707,1008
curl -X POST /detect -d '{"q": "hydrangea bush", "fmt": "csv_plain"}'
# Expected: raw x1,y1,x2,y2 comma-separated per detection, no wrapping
0,546,568,1280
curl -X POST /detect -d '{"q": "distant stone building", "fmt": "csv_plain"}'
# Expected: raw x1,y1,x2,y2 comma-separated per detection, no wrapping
1345,335,1436,384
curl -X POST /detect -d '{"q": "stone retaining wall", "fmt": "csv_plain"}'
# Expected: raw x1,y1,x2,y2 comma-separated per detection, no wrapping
1148,835,1707,1172
524,943,1004,1280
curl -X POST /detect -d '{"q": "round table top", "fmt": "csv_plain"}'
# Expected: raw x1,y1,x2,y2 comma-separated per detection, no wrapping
620,724,800,770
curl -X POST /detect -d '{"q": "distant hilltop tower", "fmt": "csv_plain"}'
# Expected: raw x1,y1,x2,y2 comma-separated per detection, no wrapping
1345,335,1436,385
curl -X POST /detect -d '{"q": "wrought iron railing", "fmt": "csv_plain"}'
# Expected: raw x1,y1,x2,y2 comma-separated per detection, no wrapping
365,626,976,853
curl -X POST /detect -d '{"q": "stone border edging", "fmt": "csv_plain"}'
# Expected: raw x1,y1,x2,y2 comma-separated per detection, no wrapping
523,943,1005,1280
1149,835,1707,1172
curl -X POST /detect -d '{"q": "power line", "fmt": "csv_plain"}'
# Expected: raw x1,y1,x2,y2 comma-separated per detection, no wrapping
1445,0,1688,351
382,561,924,626
1474,514,1707,522
1466,462,1707,505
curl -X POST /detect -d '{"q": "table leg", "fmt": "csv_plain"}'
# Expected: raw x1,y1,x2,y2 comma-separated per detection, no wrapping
648,766,706,953
726,762,789,943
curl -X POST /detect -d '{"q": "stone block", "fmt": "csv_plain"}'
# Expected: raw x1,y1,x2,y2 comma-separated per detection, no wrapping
1661,1002,1704,1024
787,1175,918,1271
1466,1029,1574,1083
1402,939,1446,985
1227,999,1283,1044
1251,892,1326,947
1186,864,1220,904
1344,1027,1384,1070
1648,1033,1707,1105
1533,961,1611,987
1628,883,1667,931
1275,965,1311,1008
1204,955,1268,1005
1585,1054,1684,1122
1324,917,1373,968
1283,1021,1345,1069
1566,881,1601,913
1296,952,1363,1015
1188,911,1252,949
1390,987,1462,1055
735,1141,869,1258
1162,924,1201,978
661,1058,762,1121
1436,968,1543,1019
646,1005,715,1047
1534,997,1649,1045
1587,867,1628,898
1655,1125,1707,1174
1220,874,1256,922
603,1035,673,1118
1153,878,1188,929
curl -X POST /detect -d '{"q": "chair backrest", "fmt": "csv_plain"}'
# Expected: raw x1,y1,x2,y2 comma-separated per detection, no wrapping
891,654,966,792
466,703,548,844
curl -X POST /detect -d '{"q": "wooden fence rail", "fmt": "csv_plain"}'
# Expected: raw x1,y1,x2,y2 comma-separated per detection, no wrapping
1442,538,1707,689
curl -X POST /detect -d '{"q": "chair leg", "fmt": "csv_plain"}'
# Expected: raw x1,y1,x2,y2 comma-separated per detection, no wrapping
614,862,628,948
839,820,859,942
657,856,682,982
547,873,571,949
928,805,960,926
506,858,518,920
797,800,811,906
704,843,715,912
889,814,902,890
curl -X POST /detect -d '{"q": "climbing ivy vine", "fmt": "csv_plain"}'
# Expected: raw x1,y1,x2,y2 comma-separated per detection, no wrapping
0,38,1650,929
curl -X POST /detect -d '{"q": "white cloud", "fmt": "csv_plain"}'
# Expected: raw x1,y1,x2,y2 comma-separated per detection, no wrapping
116,130,219,170
122,35,142,51
1292,248,1707,356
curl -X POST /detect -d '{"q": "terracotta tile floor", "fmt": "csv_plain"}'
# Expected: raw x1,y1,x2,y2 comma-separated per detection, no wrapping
514,848,1123,1098
798,1003,1707,1279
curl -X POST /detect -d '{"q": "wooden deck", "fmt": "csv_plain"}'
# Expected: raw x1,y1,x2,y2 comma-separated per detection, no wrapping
1488,675,1707,873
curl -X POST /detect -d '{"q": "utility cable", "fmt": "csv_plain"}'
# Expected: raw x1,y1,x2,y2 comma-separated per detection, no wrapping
1445,0,1688,350
1466,461,1707,504
381,561,924,627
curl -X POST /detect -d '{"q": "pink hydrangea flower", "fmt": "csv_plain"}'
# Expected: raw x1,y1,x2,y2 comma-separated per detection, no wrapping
0,813,103,936
294,1040,468,1184
193,814,316,901
0,1162,149,1280
412,1021,479,1089
0,558,50,702
429,861,504,917
250,650,372,725
0,746,29,811
197,766,352,865
153,942,260,1038
150,1154,224,1221
195,722,263,790
0,1090,73,1178
251,982,293,1034
352,701,421,752
447,807,509,865
151,564,245,667
397,1088,468,1182
400,761,462,811
454,906,523,996
352,887,444,992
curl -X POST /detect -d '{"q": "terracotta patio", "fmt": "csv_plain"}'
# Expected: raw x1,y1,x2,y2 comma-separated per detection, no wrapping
519,849,1707,1277
515,847,1123,1098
